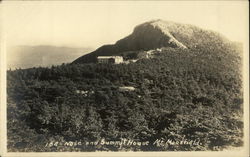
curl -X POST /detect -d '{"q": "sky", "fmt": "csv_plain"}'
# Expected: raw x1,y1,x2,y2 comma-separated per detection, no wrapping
1,1,249,49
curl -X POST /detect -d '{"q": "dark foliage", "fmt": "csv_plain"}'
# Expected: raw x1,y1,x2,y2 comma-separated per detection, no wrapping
7,43,243,151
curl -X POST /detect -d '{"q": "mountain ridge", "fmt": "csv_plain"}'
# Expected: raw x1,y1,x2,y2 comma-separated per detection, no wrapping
72,19,231,64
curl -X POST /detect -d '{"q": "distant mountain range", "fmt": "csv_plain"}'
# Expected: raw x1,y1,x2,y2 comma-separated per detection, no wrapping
7,45,93,69
72,19,240,64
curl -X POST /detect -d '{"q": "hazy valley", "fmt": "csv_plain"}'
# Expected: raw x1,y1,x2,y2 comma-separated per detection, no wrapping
7,45,93,69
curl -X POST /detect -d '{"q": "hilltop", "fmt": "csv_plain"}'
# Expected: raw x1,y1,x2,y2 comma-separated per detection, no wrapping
72,19,232,64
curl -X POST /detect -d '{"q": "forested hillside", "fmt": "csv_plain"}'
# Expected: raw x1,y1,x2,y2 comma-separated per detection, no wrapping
7,41,243,151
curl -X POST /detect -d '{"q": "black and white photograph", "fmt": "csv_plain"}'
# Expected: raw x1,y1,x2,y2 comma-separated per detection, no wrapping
0,1,249,156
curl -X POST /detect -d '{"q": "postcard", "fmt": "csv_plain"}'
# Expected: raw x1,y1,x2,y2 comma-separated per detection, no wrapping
0,1,249,157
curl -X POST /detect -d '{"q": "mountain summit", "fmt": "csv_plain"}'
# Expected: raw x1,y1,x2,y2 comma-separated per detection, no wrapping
72,19,229,64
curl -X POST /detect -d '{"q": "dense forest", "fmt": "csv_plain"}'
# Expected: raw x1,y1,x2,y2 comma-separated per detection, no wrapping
7,42,243,151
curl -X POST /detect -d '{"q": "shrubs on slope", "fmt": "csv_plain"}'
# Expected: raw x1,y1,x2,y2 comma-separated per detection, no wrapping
7,46,243,151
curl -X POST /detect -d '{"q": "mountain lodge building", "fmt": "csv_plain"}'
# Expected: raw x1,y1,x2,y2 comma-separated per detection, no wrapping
97,56,123,64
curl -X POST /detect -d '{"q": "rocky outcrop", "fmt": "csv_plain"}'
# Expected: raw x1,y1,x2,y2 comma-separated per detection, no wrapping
72,19,229,64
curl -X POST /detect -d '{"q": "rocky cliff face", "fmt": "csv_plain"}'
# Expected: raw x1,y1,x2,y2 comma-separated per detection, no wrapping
116,20,188,50
72,19,230,64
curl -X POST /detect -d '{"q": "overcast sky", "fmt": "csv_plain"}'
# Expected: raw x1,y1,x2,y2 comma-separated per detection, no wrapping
2,1,249,48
